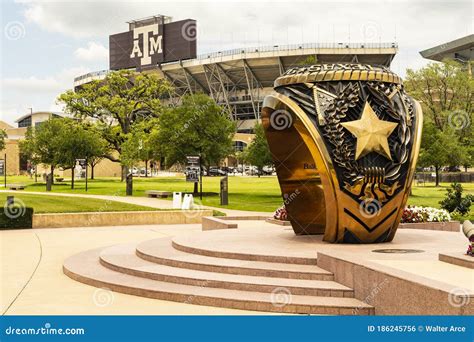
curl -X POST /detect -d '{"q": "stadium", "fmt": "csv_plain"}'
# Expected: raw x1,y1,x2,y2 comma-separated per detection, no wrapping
0,14,401,177
73,15,398,152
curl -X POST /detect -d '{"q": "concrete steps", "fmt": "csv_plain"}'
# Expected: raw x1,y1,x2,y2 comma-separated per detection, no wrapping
100,244,351,297
63,237,374,315
64,248,373,315
172,239,318,265
136,238,333,280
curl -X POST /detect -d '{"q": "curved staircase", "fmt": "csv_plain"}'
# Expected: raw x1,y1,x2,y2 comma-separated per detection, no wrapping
63,237,374,315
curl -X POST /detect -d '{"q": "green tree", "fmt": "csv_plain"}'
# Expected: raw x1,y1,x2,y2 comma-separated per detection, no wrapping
0,129,7,151
57,120,108,188
81,123,110,180
19,118,65,190
440,182,474,216
405,60,474,177
120,120,160,195
58,70,171,173
405,60,473,131
242,123,273,177
156,94,235,169
418,122,465,186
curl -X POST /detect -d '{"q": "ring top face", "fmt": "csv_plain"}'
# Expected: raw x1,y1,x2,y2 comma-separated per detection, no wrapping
274,63,402,87
263,63,422,243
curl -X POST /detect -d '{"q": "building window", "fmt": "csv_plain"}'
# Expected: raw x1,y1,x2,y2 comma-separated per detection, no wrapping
19,153,29,172
18,116,32,128
234,141,247,152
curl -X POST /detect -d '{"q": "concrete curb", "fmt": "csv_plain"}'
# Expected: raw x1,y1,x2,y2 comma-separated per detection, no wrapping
32,210,213,228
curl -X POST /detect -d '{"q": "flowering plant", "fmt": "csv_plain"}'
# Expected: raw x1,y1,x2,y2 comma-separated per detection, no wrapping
273,205,288,221
400,206,451,223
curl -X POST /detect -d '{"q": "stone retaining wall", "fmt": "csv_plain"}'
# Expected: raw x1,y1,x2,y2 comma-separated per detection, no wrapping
32,210,213,228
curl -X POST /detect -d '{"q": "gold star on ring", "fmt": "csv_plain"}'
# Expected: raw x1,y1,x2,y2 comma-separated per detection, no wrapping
341,102,398,160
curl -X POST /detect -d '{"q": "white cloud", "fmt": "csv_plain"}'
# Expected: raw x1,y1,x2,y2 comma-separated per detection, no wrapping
4,0,472,123
0,67,90,124
74,42,108,62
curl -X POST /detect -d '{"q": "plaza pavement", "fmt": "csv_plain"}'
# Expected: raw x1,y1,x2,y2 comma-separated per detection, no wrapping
0,223,270,315
0,190,272,315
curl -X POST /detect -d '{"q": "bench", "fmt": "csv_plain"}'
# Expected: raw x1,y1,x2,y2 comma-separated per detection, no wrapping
55,177,64,182
8,184,26,190
145,190,172,198
415,179,424,186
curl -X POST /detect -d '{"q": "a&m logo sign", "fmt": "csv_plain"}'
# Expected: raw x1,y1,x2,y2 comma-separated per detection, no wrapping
129,24,163,66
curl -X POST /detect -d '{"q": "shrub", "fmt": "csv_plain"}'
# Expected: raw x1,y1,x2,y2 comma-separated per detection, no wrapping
439,182,474,215
0,205,34,229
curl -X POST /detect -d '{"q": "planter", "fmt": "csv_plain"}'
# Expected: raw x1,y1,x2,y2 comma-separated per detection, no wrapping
398,221,460,232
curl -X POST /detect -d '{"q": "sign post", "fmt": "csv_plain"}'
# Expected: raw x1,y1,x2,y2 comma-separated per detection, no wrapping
85,157,88,192
185,155,201,198
199,154,203,201
220,175,228,205
0,154,6,188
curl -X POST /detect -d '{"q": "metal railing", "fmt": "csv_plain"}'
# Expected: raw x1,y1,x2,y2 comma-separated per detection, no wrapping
74,42,398,84
74,69,110,84
194,42,397,60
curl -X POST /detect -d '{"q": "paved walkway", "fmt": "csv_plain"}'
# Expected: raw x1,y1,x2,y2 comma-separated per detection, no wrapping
0,190,272,217
0,224,270,315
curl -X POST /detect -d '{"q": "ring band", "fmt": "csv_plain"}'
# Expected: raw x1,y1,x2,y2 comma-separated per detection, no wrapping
262,63,423,243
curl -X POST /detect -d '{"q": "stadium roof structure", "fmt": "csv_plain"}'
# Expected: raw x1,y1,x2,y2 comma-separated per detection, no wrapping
74,42,398,124
419,34,474,63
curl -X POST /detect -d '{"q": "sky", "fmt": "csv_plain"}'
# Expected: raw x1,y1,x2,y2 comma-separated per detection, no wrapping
0,0,472,125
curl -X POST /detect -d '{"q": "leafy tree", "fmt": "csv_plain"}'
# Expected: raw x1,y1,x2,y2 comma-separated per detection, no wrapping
19,118,65,190
242,123,273,177
58,70,171,172
80,123,110,180
0,129,7,151
405,60,474,177
118,119,161,195
156,94,235,169
122,119,158,176
298,55,318,66
418,122,465,186
405,60,473,131
19,118,106,190
440,182,474,216
57,120,108,188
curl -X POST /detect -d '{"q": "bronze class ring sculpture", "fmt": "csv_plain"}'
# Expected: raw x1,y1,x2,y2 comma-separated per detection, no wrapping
262,64,423,243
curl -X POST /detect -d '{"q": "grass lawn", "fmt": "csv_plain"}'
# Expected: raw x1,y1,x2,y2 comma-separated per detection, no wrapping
3,175,474,219
0,192,158,214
